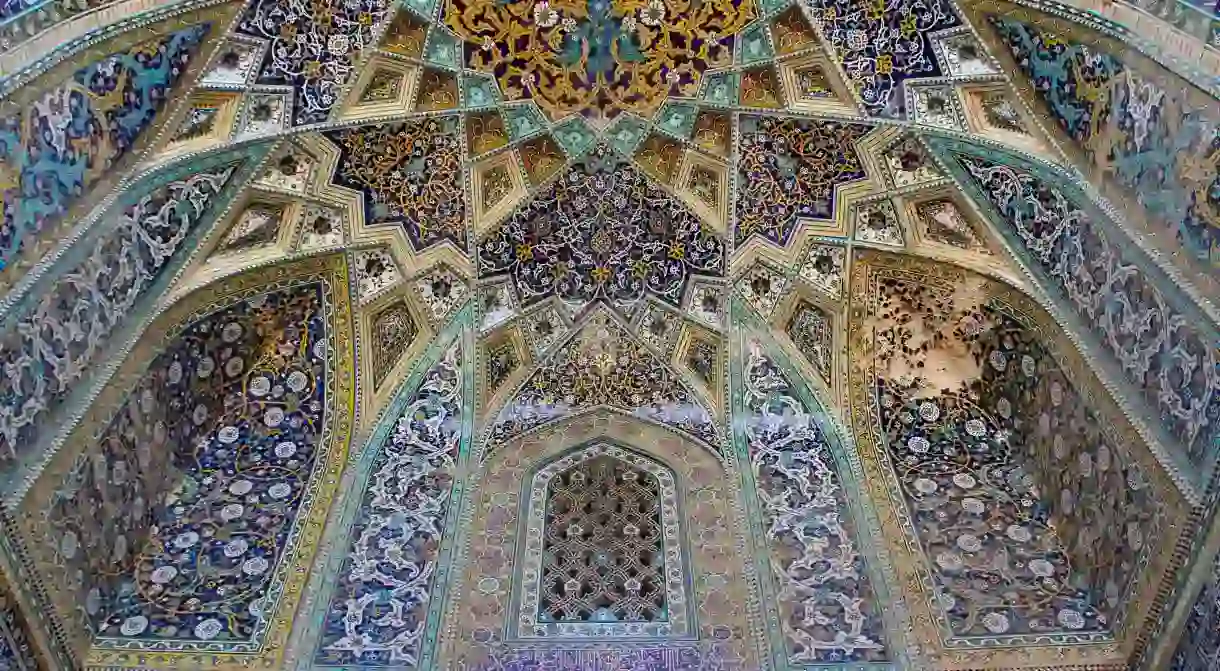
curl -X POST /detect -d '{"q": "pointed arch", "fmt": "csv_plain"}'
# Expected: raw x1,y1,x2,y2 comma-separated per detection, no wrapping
479,309,723,464
843,250,1182,668
515,442,692,639
8,253,354,667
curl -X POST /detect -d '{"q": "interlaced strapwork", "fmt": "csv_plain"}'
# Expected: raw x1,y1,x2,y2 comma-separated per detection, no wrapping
539,456,666,624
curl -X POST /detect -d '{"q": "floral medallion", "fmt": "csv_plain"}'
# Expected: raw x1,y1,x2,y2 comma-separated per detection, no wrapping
479,144,724,316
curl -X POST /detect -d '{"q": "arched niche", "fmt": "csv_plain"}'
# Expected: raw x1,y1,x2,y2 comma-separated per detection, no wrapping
9,254,353,669
437,411,759,670
844,249,1185,669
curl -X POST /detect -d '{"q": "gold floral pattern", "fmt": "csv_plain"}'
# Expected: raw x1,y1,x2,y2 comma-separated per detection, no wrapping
444,0,756,119
326,118,467,251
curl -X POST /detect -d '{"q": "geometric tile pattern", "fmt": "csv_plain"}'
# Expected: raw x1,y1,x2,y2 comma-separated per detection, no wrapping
483,310,718,457
479,144,724,318
806,0,960,116
736,115,872,246
235,0,389,125
325,118,467,252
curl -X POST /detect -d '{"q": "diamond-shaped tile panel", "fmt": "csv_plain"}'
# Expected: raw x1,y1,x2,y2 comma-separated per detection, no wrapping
881,137,944,188
854,200,904,246
219,203,285,252
200,39,264,87
522,305,567,355
415,68,460,111
655,102,699,139
472,151,528,237
607,114,650,155
676,325,723,406
423,28,461,67
552,118,597,158
463,73,501,108
691,110,732,157
797,242,846,298
482,327,526,404
685,280,727,331
936,33,999,76
678,152,729,235
414,265,470,324
770,6,818,55
476,163,516,214
636,302,682,353
478,280,518,332
740,67,784,108
400,0,437,20
381,10,428,57
519,134,566,186
972,90,1030,135
503,103,548,141
738,263,790,317
915,198,990,252
354,249,402,303
359,69,407,104
466,111,510,156
786,60,837,102
253,145,317,194
172,106,222,144
785,299,833,383
701,72,740,105
369,299,418,389
908,85,965,131
297,204,345,250
634,134,684,185
237,93,290,137
738,22,774,65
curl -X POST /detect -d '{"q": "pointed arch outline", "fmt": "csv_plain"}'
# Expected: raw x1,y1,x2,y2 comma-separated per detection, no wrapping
475,307,727,466
435,410,768,668
512,440,694,641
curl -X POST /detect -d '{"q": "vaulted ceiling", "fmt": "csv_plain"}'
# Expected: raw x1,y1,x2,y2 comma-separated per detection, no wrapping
0,0,1218,668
